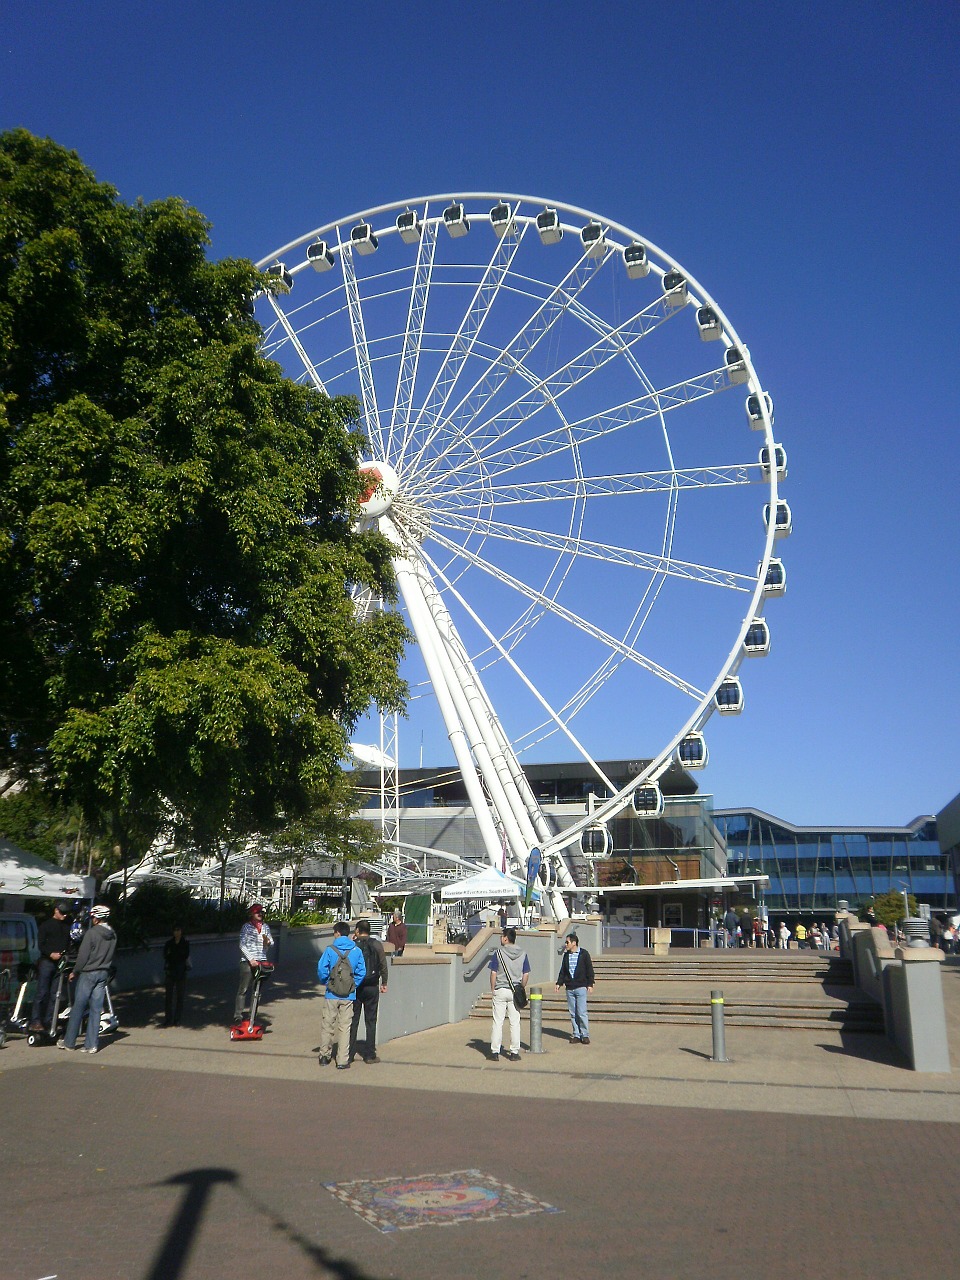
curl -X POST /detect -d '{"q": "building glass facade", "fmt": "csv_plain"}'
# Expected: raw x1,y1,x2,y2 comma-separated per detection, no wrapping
713,808,952,915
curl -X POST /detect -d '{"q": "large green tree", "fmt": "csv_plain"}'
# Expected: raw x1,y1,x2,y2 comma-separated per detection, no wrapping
0,129,406,875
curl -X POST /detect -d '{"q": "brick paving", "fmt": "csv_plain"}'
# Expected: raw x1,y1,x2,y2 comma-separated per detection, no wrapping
2,960,958,1279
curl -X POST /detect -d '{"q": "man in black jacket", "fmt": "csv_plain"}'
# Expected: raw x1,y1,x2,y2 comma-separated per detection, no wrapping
555,932,595,1045
350,919,388,1064
30,901,72,1032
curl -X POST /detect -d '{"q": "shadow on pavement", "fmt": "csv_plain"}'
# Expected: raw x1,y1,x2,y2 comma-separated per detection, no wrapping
145,1165,381,1280
113,963,321,1032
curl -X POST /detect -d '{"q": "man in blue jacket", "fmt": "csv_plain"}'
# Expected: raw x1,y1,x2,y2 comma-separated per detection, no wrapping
316,920,366,1070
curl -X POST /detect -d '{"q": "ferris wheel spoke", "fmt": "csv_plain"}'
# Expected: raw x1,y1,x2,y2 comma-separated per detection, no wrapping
428,509,753,592
404,215,527,453
431,290,682,475
425,526,706,699
456,365,733,483
264,293,329,394
435,463,763,509
339,238,384,453
389,211,438,462
418,545,618,788
406,243,611,480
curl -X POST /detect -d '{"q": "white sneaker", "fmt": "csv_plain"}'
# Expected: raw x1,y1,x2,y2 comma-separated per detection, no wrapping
56,1040,77,1051
81,1046,98,1054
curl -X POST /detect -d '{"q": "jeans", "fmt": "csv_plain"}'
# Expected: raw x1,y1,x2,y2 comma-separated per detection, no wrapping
349,984,381,1061
63,969,108,1051
30,957,58,1027
565,986,589,1040
165,972,186,1025
490,986,520,1053
234,961,256,1021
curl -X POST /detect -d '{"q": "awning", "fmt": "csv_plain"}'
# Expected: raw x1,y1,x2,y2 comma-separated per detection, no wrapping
440,867,526,901
0,838,95,901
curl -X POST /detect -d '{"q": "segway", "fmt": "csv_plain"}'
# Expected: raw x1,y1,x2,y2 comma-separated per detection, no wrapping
27,955,73,1047
3,964,33,1038
230,961,274,1041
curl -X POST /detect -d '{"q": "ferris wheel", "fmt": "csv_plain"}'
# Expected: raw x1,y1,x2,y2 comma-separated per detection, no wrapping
255,194,788,897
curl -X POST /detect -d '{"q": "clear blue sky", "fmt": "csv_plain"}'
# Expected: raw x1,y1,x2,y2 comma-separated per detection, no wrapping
4,0,958,827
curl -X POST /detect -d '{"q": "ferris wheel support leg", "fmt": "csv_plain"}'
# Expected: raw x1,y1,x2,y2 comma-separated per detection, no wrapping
387,543,506,871
415,572,533,871
419,576,539,869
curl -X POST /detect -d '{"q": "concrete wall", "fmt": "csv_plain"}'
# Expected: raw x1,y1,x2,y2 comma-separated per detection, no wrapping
112,931,244,992
112,915,606,1048
839,913,951,1072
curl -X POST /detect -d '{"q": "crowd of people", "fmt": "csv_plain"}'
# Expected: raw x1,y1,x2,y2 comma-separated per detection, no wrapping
717,908,841,950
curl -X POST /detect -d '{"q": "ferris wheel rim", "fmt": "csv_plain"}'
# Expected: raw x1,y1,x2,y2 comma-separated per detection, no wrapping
255,194,785,852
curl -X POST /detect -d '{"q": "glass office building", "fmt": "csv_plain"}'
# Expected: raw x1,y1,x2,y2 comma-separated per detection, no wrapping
713,808,953,916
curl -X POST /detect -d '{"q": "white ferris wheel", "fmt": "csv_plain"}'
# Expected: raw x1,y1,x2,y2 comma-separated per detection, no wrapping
255,194,789,909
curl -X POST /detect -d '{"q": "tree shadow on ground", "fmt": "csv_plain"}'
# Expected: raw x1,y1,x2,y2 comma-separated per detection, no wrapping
113,962,322,1032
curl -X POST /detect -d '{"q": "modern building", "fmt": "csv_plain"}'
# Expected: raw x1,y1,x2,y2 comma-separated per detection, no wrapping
357,760,756,934
357,762,956,929
713,807,953,919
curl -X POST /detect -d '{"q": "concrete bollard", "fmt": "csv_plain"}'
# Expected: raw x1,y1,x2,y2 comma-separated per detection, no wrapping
529,987,543,1053
710,989,729,1062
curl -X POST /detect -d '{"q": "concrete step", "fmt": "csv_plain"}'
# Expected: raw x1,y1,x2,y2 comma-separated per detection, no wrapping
469,992,884,1033
592,957,854,985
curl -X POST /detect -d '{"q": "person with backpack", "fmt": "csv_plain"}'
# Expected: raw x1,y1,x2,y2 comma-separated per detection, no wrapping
349,919,388,1064
316,920,366,1070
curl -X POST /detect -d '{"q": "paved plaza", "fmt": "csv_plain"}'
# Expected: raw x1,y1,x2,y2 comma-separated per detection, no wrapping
3,960,959,1279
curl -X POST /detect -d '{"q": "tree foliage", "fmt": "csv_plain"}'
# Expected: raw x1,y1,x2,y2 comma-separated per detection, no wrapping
0,129,407,867
861,889,917,928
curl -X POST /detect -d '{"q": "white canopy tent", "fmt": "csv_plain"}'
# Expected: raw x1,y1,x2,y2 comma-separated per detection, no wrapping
0,838,95,903
439,867,526,902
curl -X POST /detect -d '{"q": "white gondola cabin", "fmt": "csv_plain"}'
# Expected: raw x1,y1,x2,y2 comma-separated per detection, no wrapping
746,392,774,430
662,269,688,307
759,444,788,481
489,202,513,238
725,346,749,384
677,733,708,769
763,501,793,539
632,782,664,818
743,618,770,656
761,558,786,596
306,241,335,272
580,824,612,857
350,223,378,255
442,202,470,237
715,677,744,715
696,306,722,341
536,207,563,245
396,210,421,244
623,241,650,278
266,262,293,292
580,221,606,258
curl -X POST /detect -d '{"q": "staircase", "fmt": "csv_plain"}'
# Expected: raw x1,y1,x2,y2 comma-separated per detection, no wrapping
471,951,885,1033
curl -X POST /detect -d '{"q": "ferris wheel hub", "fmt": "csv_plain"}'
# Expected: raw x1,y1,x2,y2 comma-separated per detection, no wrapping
358,460,399,517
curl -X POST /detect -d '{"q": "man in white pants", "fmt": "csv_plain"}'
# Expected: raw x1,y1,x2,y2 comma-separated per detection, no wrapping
488,928,530,1063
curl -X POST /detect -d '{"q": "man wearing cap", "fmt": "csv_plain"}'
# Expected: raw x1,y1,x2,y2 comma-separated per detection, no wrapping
234,903,275,1025
58,905,117,1054
30,901,72,1032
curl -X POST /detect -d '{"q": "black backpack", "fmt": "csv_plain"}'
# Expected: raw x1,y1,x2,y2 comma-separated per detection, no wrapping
326,947,356,998
356,936,381,986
